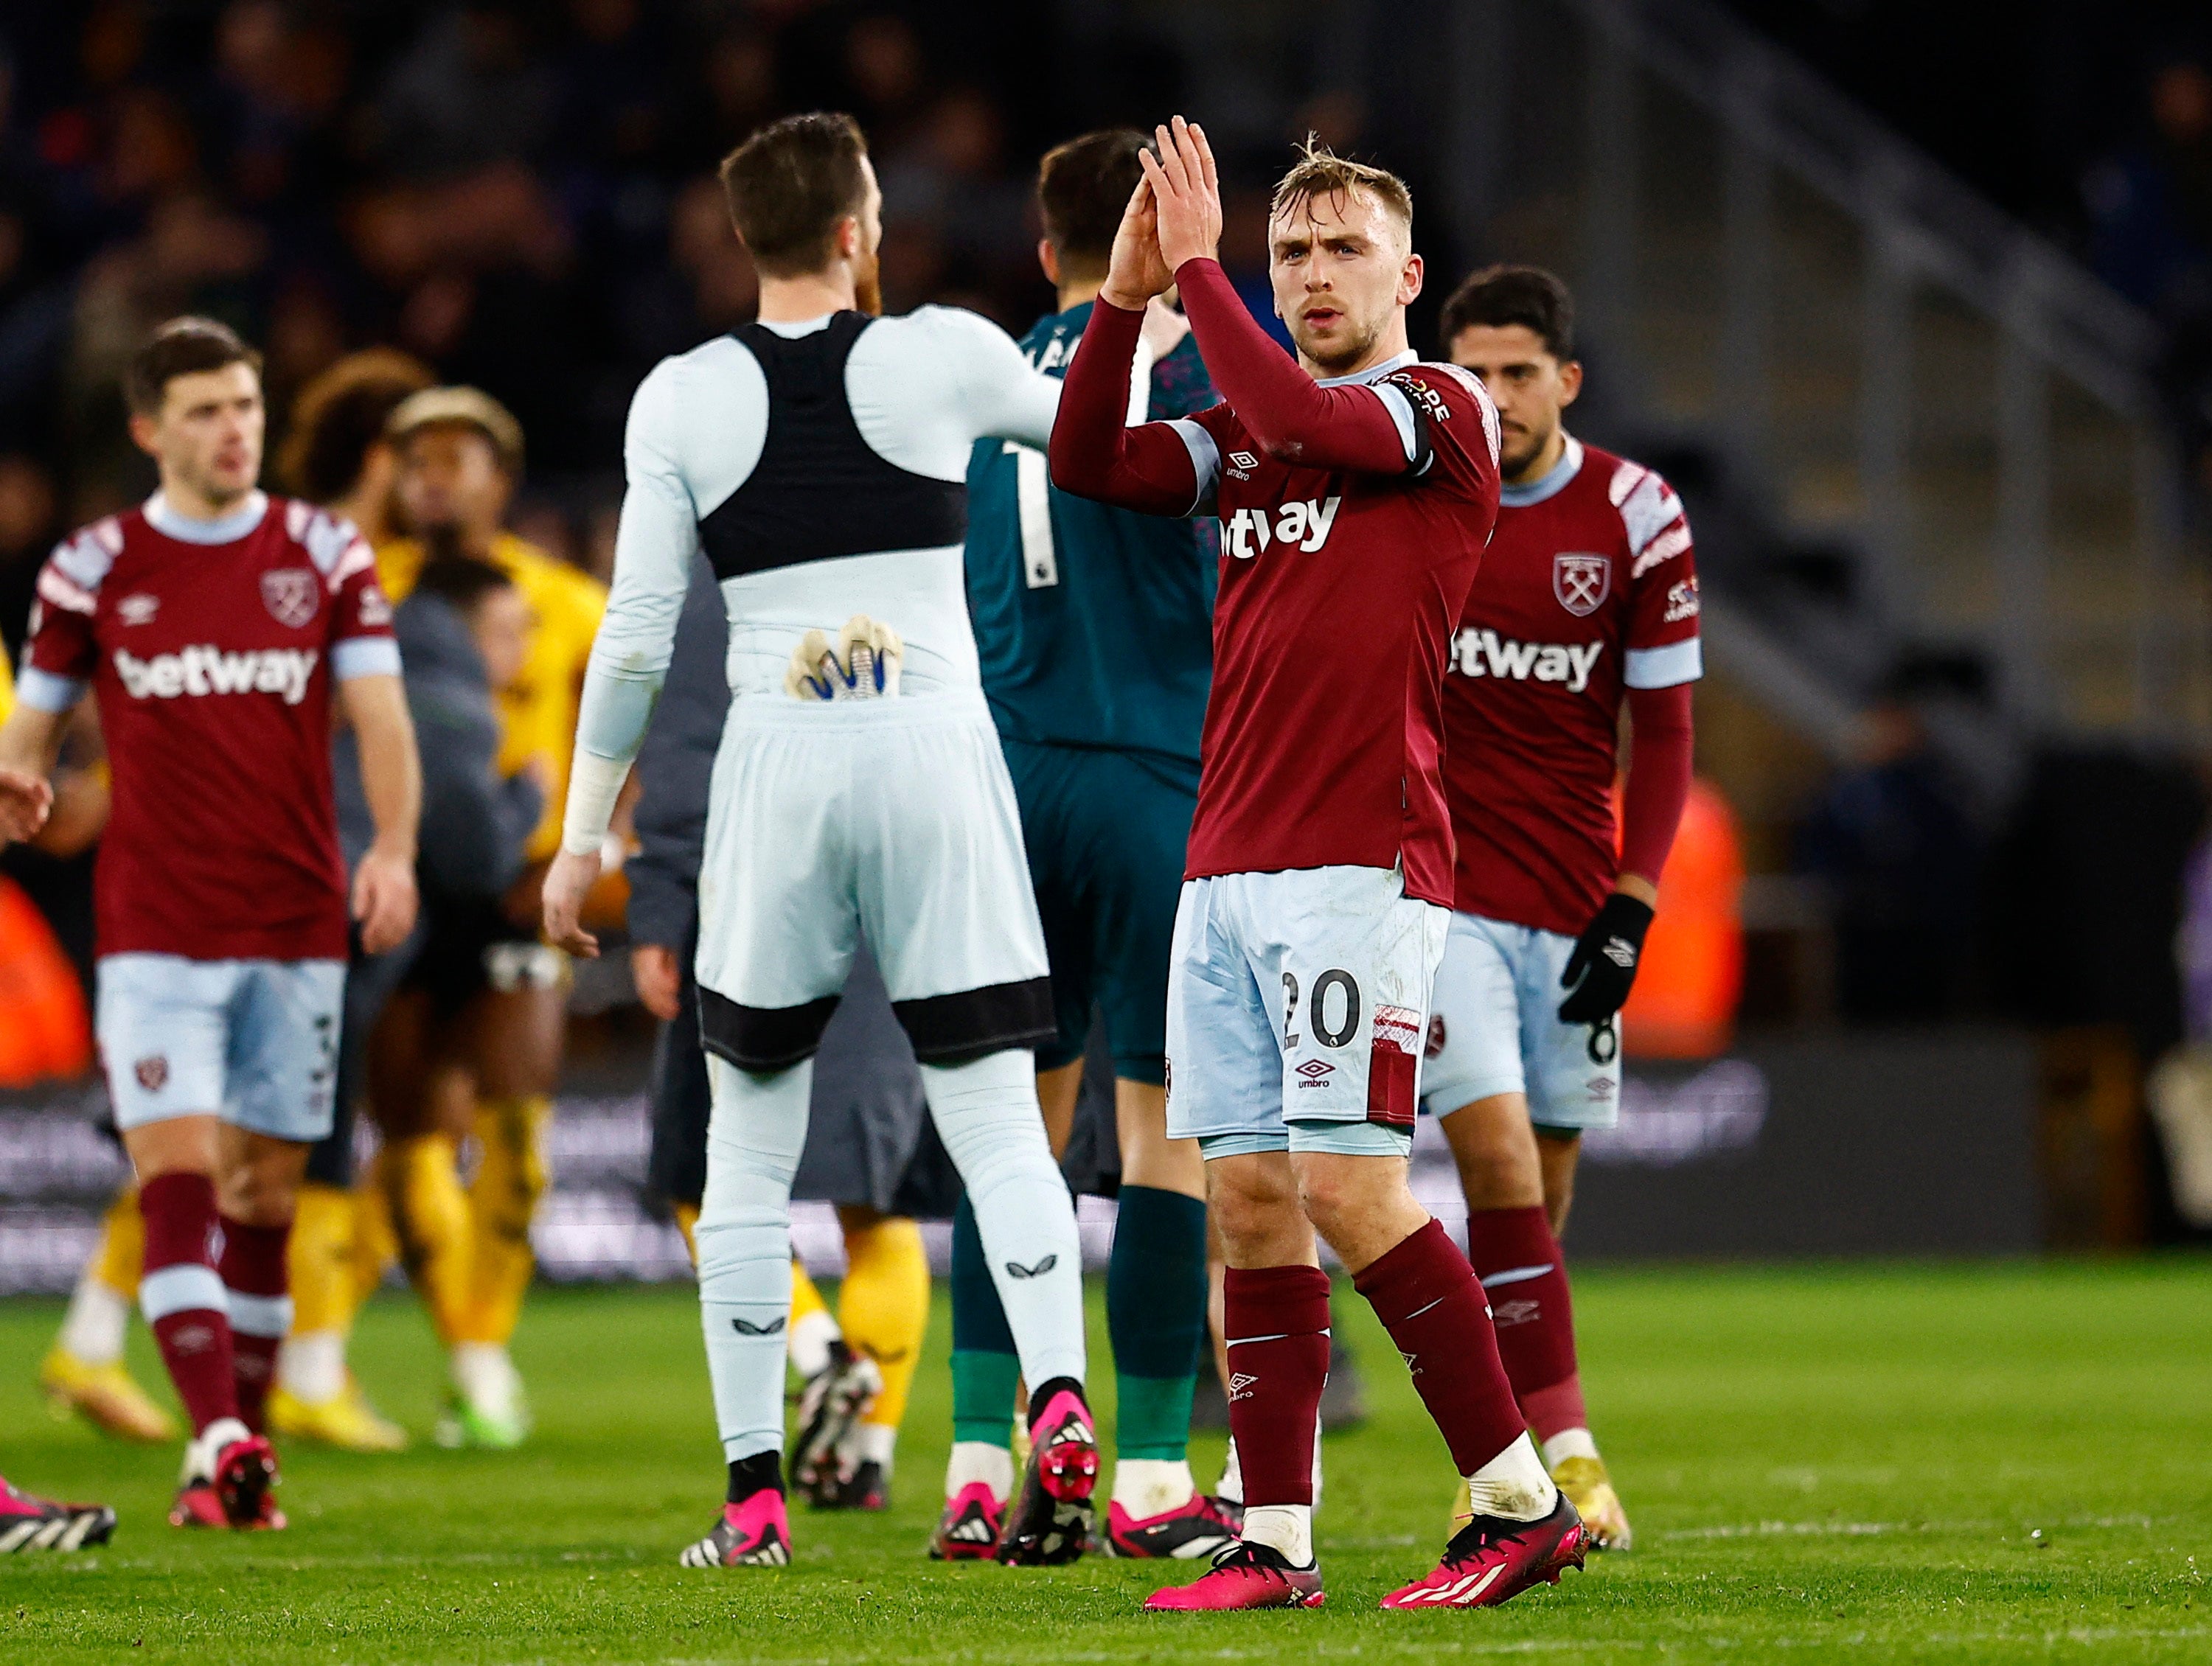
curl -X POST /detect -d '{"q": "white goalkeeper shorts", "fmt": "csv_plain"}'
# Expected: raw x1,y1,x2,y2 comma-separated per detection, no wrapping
692,686,1054,1071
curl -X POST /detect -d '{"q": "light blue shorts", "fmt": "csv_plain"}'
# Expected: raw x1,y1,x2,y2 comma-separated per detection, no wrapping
1422,913,1622,1133
1164,865,1447,1159
96,953,344,1142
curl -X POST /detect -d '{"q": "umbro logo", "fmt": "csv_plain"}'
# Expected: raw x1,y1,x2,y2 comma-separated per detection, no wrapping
1227,1371,1259,1401
1295,1059,1334,1087
731,1316,786,1336
1601,936,1638,969
118,592,159,626
1492,1298,1541,1328
1005,1255,1057,1280
1228,449,1259,478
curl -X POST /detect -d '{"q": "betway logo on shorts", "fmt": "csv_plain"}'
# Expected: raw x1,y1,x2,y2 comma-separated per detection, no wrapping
112,645,319,705
1452,630,1603,693
1225,495,1340,560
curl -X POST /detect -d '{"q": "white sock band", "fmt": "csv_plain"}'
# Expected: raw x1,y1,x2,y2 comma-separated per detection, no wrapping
1542,1427,1599,1468
58,1277,130,1365
1242,1502,1314,1566
279,1330,347,1402
1467,1431,1558,1522
788,1308,838,1380
1112,1457,1194,1519
946,1440,1015,1500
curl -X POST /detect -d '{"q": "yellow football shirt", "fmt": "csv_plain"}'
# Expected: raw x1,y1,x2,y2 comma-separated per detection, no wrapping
377,533,608,862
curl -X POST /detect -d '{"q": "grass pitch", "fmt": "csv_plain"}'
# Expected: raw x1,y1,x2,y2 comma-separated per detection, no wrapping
3,1258,2208,1663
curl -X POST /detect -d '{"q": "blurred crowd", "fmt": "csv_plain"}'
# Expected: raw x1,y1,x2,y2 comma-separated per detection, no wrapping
2083,52,2212,487
0,0,1118,635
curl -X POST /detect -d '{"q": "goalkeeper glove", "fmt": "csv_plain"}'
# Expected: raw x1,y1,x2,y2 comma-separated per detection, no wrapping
784,614,904,700
1557,891,1655,1025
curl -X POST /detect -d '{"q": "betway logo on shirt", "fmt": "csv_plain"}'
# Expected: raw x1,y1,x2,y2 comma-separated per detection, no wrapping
1452,629,1603,693
1225,496,1340,560
113,645,319,705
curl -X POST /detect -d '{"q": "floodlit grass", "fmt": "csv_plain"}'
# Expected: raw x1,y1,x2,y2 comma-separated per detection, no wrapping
4,1258,2208,1662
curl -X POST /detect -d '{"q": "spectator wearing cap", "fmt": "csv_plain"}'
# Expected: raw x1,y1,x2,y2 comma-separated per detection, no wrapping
376,386,603,867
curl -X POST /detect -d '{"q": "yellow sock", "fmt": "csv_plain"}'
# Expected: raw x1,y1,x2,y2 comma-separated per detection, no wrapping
352,1169,399,1306
91,1184,145,1299
288,1182,361,1337
673,1202,700,1269
838,1216,929,1433
378,1135,475,1347
456,1095,550,1347
790,1257,829,1328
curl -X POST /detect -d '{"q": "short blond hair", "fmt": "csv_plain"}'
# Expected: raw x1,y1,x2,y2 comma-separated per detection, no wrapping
1270,136,1413,244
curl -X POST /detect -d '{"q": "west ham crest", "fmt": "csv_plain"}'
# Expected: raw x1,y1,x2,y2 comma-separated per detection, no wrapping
261,567,319,629
1557,553,1610,619
1553,552,1611,617
134,1055,169,1092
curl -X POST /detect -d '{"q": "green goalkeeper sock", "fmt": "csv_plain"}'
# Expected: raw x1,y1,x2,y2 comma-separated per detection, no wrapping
1107,1185,1208,1460
950,1193,1020,1446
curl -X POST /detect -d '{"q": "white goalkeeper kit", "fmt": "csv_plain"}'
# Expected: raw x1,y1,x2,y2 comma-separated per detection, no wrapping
562,307,1084,1463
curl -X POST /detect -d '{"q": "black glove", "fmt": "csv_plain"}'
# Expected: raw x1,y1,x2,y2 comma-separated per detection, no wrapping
1557,892,1655,1025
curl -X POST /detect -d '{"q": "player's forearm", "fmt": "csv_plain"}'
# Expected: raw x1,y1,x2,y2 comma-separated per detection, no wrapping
1050,297,1202,513
1173,259,1411,473
1619,682,1694,888
344,675,422,861
0,703,68,778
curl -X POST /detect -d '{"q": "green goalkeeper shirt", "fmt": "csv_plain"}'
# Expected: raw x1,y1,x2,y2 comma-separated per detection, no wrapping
965,301,1217,765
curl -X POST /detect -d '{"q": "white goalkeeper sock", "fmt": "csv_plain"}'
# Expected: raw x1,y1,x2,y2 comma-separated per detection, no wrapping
922,1051,1085,1390
698,1056,812,1463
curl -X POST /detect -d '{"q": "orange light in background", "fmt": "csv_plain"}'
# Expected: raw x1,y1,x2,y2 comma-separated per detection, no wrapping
1618,777,1745,1061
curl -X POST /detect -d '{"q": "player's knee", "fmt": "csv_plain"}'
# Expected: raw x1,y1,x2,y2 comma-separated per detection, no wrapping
218,1158,300,1229
1206,1160,1298,1261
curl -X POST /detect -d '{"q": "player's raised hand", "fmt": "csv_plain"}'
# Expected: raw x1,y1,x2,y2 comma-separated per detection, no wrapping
1140,116,1222,272
351,843,419,956
1099,174,1174,311
541,846,602,958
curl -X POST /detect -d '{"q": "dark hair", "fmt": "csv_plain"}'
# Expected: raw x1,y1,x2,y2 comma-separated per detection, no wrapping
411,554,516,616
1037,129,1150,271
1439,265,1576,360
126,316,263,416
717,112,870,277
277,349,435,505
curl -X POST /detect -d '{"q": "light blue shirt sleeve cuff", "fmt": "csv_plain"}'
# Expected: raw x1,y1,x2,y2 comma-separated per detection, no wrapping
1370,381,1419,464
1166,418,1221,515
1624,638,1703,689
331,637,403,680
14,666,88,711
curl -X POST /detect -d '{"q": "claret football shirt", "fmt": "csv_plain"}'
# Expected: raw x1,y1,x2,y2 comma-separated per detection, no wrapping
20,491,399,961
1442,435,1703,935
1170,352,1501,905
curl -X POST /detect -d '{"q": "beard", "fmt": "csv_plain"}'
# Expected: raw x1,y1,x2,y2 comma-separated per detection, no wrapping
853,247,883,317
1294,308,1386,377
1499,419,1554,482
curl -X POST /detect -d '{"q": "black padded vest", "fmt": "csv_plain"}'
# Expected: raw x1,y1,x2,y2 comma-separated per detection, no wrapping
698,313,969,582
